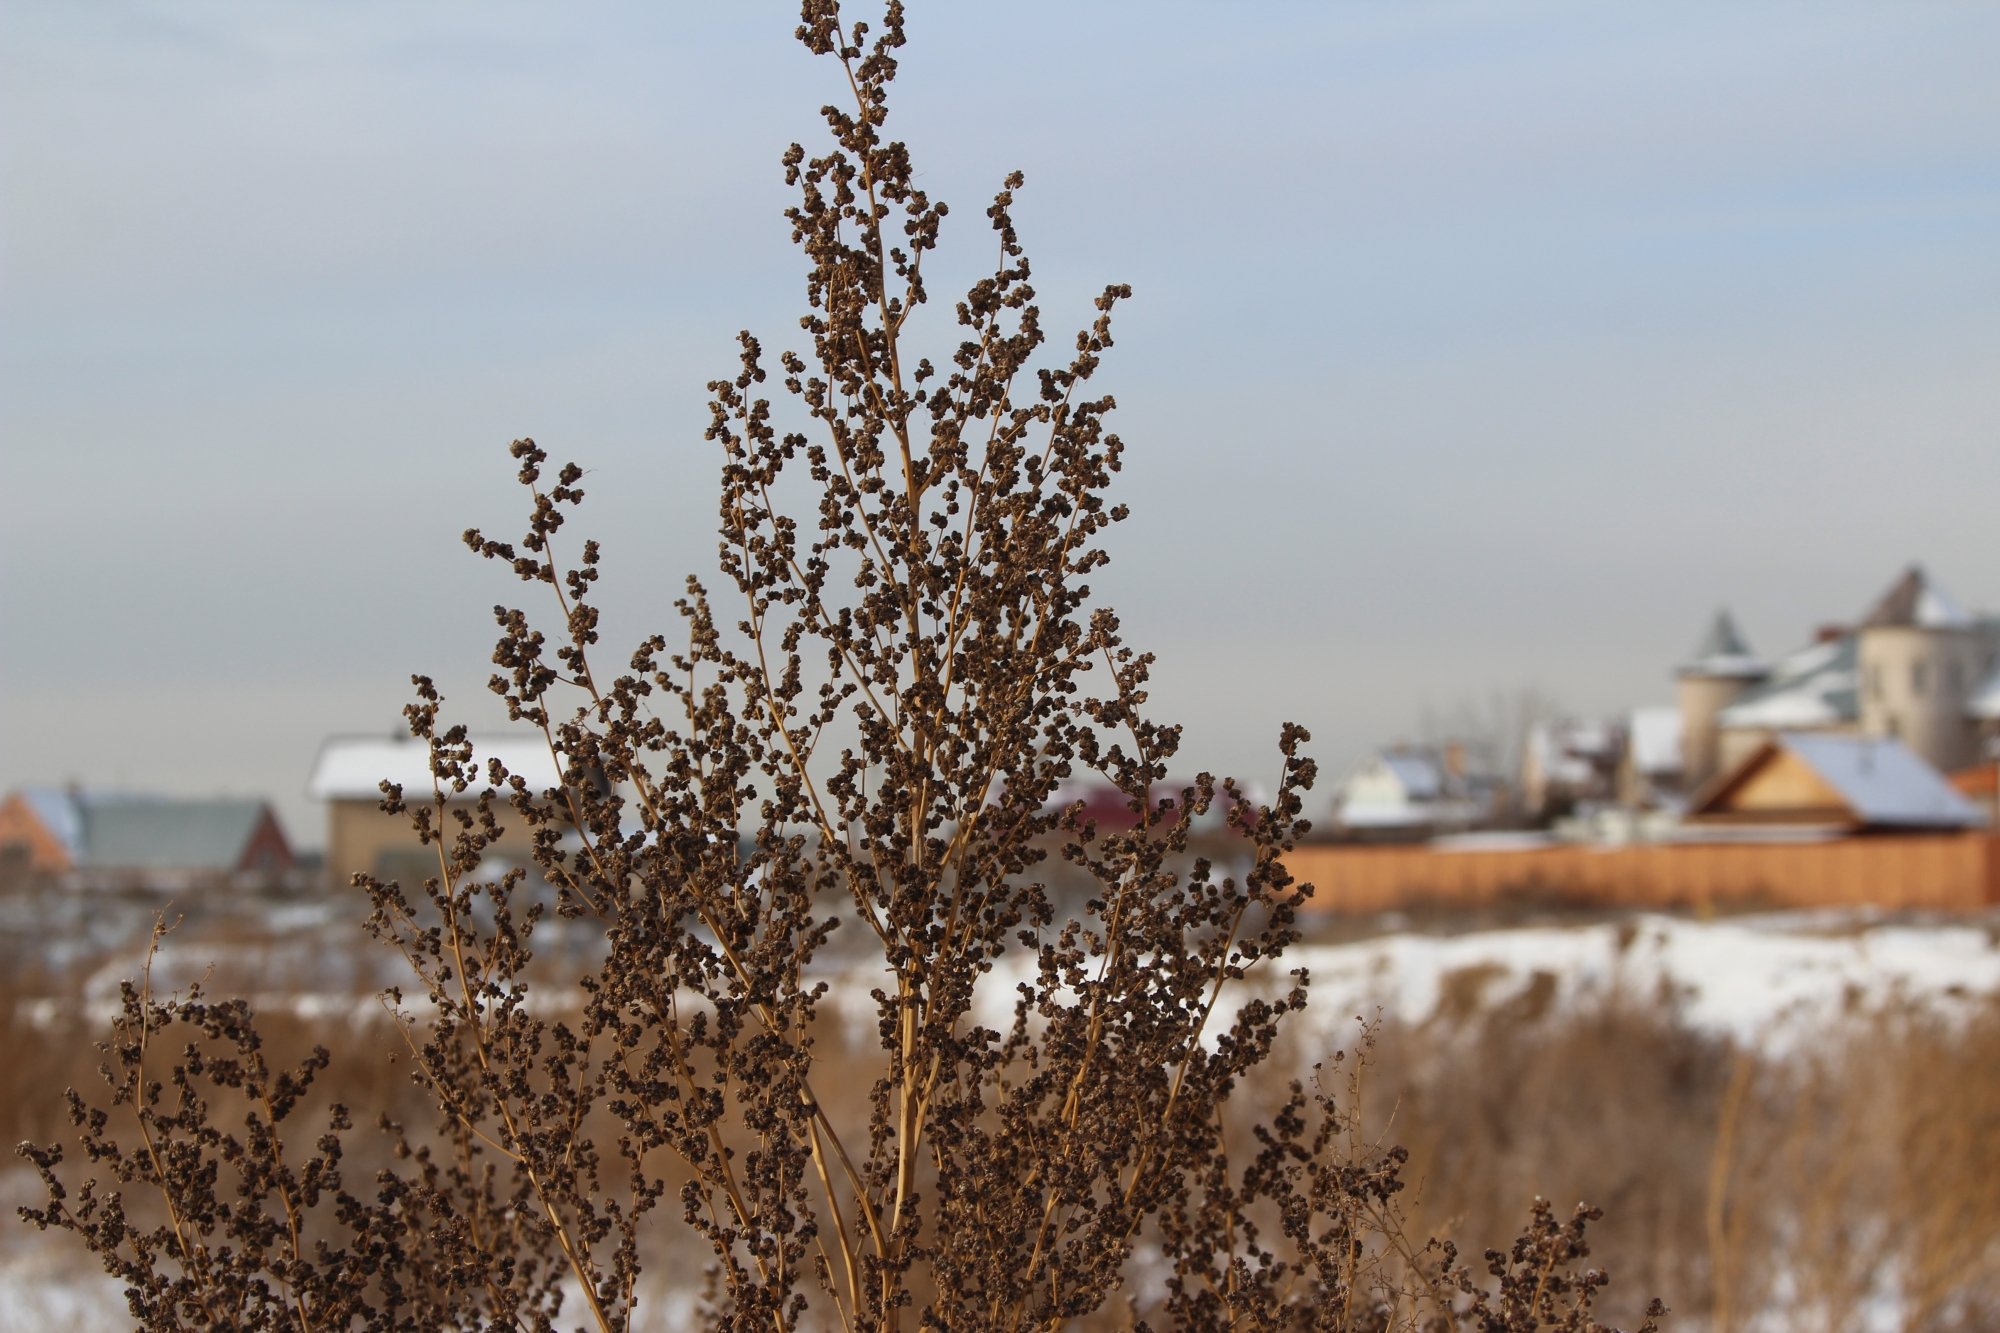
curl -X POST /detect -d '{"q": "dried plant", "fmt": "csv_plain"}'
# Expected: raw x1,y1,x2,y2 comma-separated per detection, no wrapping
20,5,1660,1330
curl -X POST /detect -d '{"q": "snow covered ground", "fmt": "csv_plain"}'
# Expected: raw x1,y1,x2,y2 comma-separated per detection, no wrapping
1279,909,2000,1051
9,907,1997,1328
915,907,2000,1061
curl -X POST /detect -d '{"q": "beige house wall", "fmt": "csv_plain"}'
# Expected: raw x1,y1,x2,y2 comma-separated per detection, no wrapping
1678,674,1758,792
1713,721,1859,788
1714,725,1770,779
326,797,542,889
1858,626,1990,775
1719,748,1845,814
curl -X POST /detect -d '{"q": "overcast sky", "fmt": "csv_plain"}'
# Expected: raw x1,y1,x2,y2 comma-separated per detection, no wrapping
4,2,1998,849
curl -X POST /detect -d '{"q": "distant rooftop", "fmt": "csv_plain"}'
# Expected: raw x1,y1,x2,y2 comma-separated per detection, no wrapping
1859,564,1973,630
78,797,281,872
1691,732,1985,830
1718,634,1857,730
13,788,288,873
307,735,568,801
1770,733,1984,828
1679,608,1765,679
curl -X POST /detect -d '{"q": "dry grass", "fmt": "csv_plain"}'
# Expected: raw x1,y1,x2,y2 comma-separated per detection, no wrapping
9,886,1999,1329
1247,954,2000,1331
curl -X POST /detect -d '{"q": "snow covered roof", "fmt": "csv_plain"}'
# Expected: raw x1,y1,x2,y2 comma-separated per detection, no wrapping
1693,732,1984,829
1334,804,1439,830
1860,564,1973,630
307,735,568,801
1718,634,1858,730
1380,752,1444,800
1332,746,1499,832
1627,706,1683,776
1679,609,1765,679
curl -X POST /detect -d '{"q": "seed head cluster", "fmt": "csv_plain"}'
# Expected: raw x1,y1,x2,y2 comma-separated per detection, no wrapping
19,5,1660,1330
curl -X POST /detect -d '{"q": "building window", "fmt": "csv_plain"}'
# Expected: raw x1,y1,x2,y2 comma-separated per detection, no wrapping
1869,664,1882,699
1912,661,1928,695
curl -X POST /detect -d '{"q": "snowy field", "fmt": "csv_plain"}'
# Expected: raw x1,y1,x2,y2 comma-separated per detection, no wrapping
8,905,1998,1329
1281,909,2000,1050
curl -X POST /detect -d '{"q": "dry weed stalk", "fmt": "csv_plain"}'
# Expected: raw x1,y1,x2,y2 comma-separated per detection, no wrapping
20,6,1659,1330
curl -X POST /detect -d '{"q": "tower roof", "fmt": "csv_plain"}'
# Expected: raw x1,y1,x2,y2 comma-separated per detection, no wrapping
1679,609,1765,679
1859,564,1972,630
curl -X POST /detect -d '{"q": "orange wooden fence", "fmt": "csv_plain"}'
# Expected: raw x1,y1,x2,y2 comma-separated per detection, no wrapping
1285,833,2000,915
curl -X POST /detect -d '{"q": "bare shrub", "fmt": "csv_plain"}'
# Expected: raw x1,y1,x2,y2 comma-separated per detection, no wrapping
18,6,1660,1330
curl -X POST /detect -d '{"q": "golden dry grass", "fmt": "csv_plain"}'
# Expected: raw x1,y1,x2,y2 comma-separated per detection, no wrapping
6,886,1998,1329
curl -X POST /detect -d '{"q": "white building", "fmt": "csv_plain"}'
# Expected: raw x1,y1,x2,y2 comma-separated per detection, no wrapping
1329,745,1501,841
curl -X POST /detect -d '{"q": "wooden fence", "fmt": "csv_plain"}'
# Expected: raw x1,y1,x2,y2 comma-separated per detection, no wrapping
1285,833,2000,915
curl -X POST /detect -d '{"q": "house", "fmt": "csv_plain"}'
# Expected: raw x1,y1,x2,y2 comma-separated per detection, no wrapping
0,788,293,889
1038,779,1260,838
307,733,571,889
1329,744,1501,841
1680,566,2000,794
0,789,83,877
1616,705,1685,810
1684,732,1986,833
1519,719,1620,819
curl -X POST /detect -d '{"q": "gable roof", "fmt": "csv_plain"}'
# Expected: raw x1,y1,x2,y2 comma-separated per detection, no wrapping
72,797,286,872
17,788,86,860
7,790,288,871
308,735,567,801
1860,564,1973,630
1689,732,1984,830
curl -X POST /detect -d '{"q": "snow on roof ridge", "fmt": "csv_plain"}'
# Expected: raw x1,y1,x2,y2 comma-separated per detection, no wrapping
307,734,567,800
1860,564,1973,630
